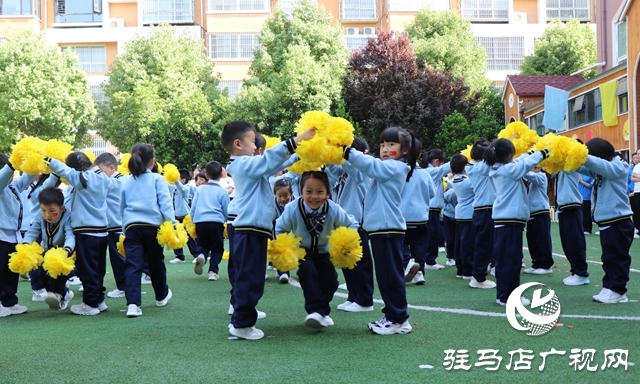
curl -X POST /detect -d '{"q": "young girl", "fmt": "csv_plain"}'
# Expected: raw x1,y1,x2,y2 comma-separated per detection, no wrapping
343,127,418,335
273,179,294,283
119,143,175,317
423,149,451,270
275,171,358,328
577,138,634,303
483,139,547,306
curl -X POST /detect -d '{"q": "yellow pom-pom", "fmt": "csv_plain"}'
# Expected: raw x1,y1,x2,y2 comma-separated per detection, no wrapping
223,223,228,239
222,251,229,260
287,159,323,174
83,151,96,164
184,215,197,239
156,221,188,250
460,145,472,161
293,113,353,166
8,242,44,275
118,153,131,175
263,135,281,150
9,137,47,174
326,117,355,147
45,139,73,164
498,121,539,158
328,227,362,269
163,163,180,184
117,234,126,257
533,133,588,173
156,162,163,174
564,140,588,171
294,110,332,134
43,248,75,278
267,233,306,271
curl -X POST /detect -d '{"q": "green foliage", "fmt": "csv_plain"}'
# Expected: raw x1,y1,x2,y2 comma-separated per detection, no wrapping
96,25,225,167
520,20,597,79
0,30,96,152
406,9,489,91
233,0,349,138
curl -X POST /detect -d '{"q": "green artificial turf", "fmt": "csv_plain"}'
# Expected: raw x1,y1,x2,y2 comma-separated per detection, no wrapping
1,223,638,383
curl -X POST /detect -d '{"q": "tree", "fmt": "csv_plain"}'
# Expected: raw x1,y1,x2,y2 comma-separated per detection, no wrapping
232,0,349,138
0,30,96,152
405,9,488,91
343,31,474,155
520,20,597,78
96,25,226,167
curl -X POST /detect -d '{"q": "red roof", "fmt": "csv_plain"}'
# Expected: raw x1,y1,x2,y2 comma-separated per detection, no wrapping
506,75,585,97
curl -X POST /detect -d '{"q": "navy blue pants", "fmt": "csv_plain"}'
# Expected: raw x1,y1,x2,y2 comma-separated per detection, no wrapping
581,200,593,234
227,222,236,306
443,215,456,260
75,233,108,308
494,223,525,303
196,222,224,274
343,228,374,307
0,240,19,307
297,251,338,316
123,226,169,307
37,267,68,297
472,209,493,281
402,224,428,272
599,218,633,295
425,209,442,266
526,214,553,269
231,230,269,328
454,220,474,277
107,231,126,291
559,207,589,277
369,233,408,324
173,216,203,260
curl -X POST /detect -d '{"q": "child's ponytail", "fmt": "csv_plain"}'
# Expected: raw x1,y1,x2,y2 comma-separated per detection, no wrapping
128,143,155,178
405,134,420,182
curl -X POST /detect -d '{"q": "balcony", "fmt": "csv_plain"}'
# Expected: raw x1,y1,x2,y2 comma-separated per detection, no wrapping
143,0,194,24
54,0,102,24
462,0,509,22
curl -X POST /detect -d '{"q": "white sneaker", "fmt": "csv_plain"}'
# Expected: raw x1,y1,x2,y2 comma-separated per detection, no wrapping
267,265,275,270
169,258,185,264
70,302,100,316
227,305,266,319
343,302,374,312
107,289,125,298
156,289,173,307
595,231,600,235
411,271,425,285
278,273,289,284
523,267,536,274
0,304,28,317
264,274,269,280
404,258,420,282
368,317,412,335
531,268,553,275
336,301,353,311
634,234,640,239
563,274,590,286
445,259,456,266
469,277,496,289
192,258,198,264
228,304,234,315
338,283,348,290
98,301,108,312
323,315,334,326
208,272,219,281
424,263,445,270
67,276,82,285
79,285,84,292
229,325,264,340
44,292,62,310
592,288,629,304
61,290,74,310
141,274,152,284
126,304,142,317
194,254,206,275
497,296,530,306
32,288,47,302
490,267,495,276
304,312,332,328
438,247,446,253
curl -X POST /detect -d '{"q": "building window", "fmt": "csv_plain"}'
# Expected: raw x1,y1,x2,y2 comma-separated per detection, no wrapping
207,33,260,59
66,46,107,73
341,0,376,20
615,21,627,63
527,112,547,136
616,78,628,114
143,0,194,24
218,80,243,98
477,37,524,71
462,0,508,21
1,0,35,16
54,0,102,23
345,36,370,51
569,90,602,128
386,0,448,12
546,0,590,21
90,85,108,104
207,0,268,12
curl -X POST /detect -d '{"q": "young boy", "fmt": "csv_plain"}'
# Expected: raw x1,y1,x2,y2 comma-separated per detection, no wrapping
190,161,229,280
169,168,201,264
222,120,314,340
22,187,75,310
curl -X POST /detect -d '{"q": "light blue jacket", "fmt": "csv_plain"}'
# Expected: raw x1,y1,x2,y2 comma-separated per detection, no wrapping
0,166,35,233
467,161,496,209
555,171,582,210
48,159,111,232
325,163,371,224
120,169,176,231
172,181,195,218
190,180,229,224
23,208,75,253
578,155,633,225
275,198,358,254
106,173,127,232
490,151,545,224
400,167,435,225
226,139,297,235
443,186,457,219
451,174,474,220
344,149,409,234
524,171,549,217
426,162,452,210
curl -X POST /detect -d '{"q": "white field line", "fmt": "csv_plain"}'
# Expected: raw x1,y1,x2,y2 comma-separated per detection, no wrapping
522,247,640,273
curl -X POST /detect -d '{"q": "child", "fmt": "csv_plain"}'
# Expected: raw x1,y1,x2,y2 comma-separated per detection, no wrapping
195,173,208,186
169,168,201,264
442,177,457,266
273,178,294,283
577,138,634,303
46,152,110,316
0,154,35,317
484,139,547,306
399,139,435,285
119,143,175,317
275,171,359,328
22,187,75,310
342,126,417,335
93,153,128,299
190,161,229,281
423,149,451,270
523,168,553,275
222,120,314,340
